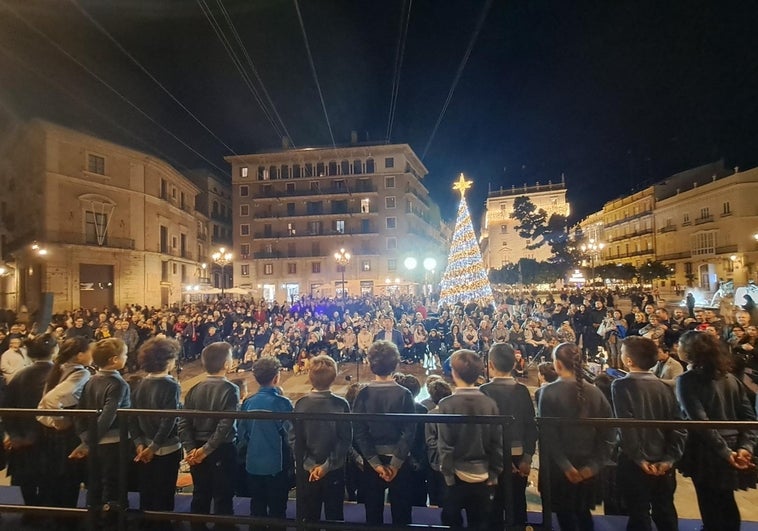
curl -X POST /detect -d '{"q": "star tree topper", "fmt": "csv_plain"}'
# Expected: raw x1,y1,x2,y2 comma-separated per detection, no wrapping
453,173,472,197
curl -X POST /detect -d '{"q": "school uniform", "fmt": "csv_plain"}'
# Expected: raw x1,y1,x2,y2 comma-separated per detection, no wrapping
294,390,351,521
612,372,686,531
178,376,239,530
538,378,614,531
480,377,537,527
352,380,416,525
436,388,503,530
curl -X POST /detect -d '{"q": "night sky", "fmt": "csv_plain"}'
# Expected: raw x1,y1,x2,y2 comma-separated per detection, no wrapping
1,0,757,227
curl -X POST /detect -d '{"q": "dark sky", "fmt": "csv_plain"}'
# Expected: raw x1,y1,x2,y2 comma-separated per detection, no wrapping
1,0,757,226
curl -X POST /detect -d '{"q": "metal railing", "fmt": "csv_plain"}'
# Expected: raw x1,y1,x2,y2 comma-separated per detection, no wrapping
0,408,755,531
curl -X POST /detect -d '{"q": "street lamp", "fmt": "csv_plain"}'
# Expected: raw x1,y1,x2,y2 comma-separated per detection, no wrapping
334,248,351,306
211,247,233,297
404,256,437,298
580,239,605,285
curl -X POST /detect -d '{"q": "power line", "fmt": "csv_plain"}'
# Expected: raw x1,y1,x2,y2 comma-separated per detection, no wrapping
293,0,335,148
216,0,295,147
421,0,493,161
386,0,412,144
0,0,229,175
196,0,284,141
68,0,239,155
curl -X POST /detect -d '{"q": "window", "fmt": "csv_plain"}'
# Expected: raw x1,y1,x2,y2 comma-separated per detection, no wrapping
241,264,250,276
366,158,375,173
310,181,320,191
87,154,105,175
316,163,325,176
280,165,289,179
263,224,272,237
241,244,250,257
180,192,186,210
334,179,346,191
306,201,323,215
500,224,507,234
333,200,348,213
240,224,250,236
341,160,350,174
161,261,169,281
264,243,273,254
181,265,188,282
388,259,397,271
386,217,397,229
172,263,177,275
308,221,322,235
699,207,710,219
292,164,301,178
85,211,108,245
385,157,394,168
172,236,178,249
262,184,272,194
723,201,731,215
240,166,248,178
361,198,370,213
286,202,295,215
691,231,716,256
240,185,249,197
160,178,168,199
311,262,321,274
263,264,273,275
361,219,370,233
683,213,690,224
328,162,338,175
334,220,345,233
269,165,278,179
240,204,249,216
258,166,267,180
387,237,397,250
353,159,363,174
385,176,396,189
287,223,296,236
311,242,320,256
304,163,313,177
362,260,371,271
287,263,297,275
287,243,295,256
286,182,295,193
385,196,396,209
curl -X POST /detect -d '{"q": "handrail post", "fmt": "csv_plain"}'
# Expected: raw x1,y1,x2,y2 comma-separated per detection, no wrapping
294,414,307,531
538,419,552,531
87,413,99,531
117,413,130,531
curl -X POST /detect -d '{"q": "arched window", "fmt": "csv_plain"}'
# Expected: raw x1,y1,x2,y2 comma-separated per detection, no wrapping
269,165,278,180
341,160,350,175
292,164,301,178
366,158,375,173
280,164,289,179
316,162,325,176
328,161,338,175
353,159,363,174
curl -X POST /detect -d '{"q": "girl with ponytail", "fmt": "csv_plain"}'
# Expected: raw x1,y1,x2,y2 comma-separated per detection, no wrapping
537,342,614,531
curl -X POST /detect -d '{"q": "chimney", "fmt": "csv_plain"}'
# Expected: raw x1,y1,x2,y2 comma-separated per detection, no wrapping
350,131,358,145
281,136,290,149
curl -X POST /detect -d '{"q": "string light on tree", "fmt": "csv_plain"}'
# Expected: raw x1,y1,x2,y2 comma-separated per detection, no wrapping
439,174,495,307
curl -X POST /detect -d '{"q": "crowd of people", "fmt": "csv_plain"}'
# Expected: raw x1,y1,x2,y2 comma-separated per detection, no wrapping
0,288,754,530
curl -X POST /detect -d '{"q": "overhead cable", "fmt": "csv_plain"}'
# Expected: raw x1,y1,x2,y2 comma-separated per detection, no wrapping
386,0,412,144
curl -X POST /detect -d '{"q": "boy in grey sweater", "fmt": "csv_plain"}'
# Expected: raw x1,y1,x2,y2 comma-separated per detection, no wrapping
436,349,503,530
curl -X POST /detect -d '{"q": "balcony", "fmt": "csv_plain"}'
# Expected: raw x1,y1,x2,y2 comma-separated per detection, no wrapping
256,183,378,199
46,231,135,250
253,227,378,240
659,225,677,233
606,228,655,242
405,185,431,208
716,244,738,255
253,247,380,259
603,210,653,228
694,215,714,225
658,251,691,261
255,206,378,220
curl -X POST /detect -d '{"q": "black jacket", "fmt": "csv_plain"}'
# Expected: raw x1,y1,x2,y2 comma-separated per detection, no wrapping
178,376,239,456
480,377,537,463
294,390,352,473
130,375,181,453
76,370,131,447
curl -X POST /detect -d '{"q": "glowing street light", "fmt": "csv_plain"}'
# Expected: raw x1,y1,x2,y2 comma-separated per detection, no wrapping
211,247,233,296
334,248,351,305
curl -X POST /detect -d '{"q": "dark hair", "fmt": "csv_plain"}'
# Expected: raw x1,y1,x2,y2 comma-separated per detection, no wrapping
678,330,730,378
92,338,127,368
537,361,558,383
489,342,516,373
450,349,483,385
344,382,365,407
201,342,233,374
230,378,248,399
253,357,281,385
308,355,337,390
367,340,400,376
138,337,181,373
25,333,58,361
46,337,92,391
553,342,586,415
395,373,421,397
621,336,659,370
428,379,452,405
594,373,613,405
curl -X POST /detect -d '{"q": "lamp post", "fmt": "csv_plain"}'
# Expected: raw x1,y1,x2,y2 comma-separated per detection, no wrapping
211,247,233,297
580,239,605,285
334,248,351,307
403,256,437,299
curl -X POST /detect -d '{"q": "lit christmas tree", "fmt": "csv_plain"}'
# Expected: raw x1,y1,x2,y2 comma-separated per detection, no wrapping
438,174,495,307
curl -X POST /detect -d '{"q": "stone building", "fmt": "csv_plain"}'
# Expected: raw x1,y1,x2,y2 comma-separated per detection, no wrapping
188,169,232,288
600,187,656,267
481,179,569,268
225,144,446,302
0,119,206,313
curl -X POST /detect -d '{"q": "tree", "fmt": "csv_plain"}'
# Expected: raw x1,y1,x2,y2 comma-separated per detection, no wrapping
439,175,495,306
510,196,547,249
638,261,673,282
489,263,520,285
595,263,638,282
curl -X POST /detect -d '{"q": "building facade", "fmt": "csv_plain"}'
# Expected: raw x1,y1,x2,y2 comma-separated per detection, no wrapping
188,169,232,288
655,166,758,290
482,179,569,268
0,120,206,313
226,144,446,302
600,187,656,267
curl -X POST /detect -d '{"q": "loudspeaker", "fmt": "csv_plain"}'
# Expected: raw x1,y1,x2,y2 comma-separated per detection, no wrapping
38,292,53,332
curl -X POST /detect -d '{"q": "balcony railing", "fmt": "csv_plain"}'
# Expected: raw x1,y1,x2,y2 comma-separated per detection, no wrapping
254,228,378,240
253,247,379,259
255,207,378,219
694,215,714,225
256,183,378,199
658,251,691,261
659,225,677,233
46,231,135,250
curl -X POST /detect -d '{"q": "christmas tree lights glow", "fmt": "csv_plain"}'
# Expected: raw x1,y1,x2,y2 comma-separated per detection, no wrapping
439,174,495,307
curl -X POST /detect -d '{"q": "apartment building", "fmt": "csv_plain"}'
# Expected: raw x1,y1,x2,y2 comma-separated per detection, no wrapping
0,119,206,312
226,144,446,302
188,169,232,287
601,187,656,267
481,179,569,268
